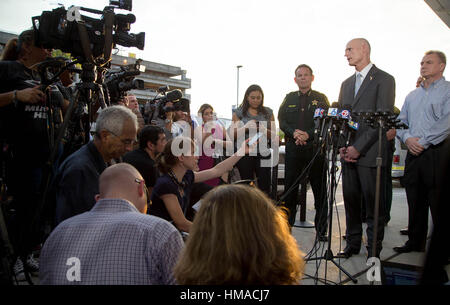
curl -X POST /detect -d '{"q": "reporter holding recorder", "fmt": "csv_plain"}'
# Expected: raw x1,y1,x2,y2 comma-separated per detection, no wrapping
231,84,276,196
150,136,255,233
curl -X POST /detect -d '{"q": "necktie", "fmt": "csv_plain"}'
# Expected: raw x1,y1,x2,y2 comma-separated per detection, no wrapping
354,72,363,97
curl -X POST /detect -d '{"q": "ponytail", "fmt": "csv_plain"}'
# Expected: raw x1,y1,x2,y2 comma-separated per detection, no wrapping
1,38,19,61
156,139,178,174
1,29,36,61
156,137,194,174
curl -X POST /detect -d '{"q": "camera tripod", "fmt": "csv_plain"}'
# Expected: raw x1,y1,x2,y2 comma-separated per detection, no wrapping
0,178,14,284
34,61,109,222
5,59,110,285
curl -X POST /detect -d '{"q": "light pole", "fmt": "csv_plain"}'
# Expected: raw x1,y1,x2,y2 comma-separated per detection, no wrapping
236,65,242,107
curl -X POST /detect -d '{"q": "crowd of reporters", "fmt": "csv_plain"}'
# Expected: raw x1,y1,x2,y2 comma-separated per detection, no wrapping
0,28,305,285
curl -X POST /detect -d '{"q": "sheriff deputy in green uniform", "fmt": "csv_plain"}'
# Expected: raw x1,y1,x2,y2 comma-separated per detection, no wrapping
278,64,330,241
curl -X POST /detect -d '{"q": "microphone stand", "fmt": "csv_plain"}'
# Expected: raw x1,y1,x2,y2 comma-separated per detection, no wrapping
359,112,408,284
372,116,384,261
307,119,358,284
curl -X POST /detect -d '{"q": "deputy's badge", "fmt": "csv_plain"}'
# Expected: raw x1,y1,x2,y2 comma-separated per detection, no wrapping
312,100,318,106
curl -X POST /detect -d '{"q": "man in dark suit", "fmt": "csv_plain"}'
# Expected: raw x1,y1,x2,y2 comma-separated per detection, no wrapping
337,38,395,259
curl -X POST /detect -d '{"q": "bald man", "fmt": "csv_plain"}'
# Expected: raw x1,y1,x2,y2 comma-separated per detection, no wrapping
337,38,395,259
40,163,184,285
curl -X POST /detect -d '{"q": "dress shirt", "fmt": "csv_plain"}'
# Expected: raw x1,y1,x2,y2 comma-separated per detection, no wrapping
40,198,184,285
356,62,374,82
397,77,450,149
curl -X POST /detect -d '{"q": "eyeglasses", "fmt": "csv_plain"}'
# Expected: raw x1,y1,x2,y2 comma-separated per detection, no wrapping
135,178,151,207
108,129,137,146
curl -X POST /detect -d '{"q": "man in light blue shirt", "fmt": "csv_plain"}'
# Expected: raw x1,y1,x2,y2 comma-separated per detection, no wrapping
394,50,449,254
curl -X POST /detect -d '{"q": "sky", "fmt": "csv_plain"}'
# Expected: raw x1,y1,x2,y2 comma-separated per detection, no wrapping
0,0,448,121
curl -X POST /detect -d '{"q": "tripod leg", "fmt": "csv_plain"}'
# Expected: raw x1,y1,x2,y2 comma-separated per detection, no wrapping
330,259,358,284
0,204,15,284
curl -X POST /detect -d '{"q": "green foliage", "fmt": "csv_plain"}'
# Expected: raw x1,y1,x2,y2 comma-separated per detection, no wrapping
51,50,82,69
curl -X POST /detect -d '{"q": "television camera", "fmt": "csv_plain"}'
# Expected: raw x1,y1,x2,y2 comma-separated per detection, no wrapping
31,0,145,65
105,59,145,104
150,86,189,120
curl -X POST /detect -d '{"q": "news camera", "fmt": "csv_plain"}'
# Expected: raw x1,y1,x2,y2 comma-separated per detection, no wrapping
105,59,145,104
152,86,189,120
31,0,145,64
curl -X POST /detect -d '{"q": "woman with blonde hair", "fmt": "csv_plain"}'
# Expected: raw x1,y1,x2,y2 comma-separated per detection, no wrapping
174,184,305,285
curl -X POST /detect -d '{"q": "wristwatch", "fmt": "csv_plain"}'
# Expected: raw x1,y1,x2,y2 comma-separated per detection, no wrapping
165,119,172,124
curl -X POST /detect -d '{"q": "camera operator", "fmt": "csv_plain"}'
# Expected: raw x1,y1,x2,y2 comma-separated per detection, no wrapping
151,101,174,140
171,99,196,139
148,88,185,139
55,63,77,109
0,29,52,279
143,100,152,124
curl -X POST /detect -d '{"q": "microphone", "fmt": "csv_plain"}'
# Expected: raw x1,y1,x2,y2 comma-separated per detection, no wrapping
313,101,328,145
345,120,359,146
338,105,352,121
319,102,340,143
337,104,352,147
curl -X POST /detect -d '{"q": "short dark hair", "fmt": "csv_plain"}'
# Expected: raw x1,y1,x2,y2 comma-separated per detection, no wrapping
138,125,165,150
295,64,313,76
425,50,446,66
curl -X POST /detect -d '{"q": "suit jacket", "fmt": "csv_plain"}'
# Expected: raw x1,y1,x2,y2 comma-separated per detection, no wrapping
338,65,395,167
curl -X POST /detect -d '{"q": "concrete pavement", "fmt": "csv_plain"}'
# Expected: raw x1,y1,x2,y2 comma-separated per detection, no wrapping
290,179,445,285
